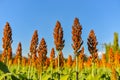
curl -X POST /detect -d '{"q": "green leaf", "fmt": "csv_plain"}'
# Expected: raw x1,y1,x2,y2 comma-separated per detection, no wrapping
0,61,9,73
0,73,19,80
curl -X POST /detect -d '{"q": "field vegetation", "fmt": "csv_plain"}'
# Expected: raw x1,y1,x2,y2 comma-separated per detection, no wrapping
0,18,120,80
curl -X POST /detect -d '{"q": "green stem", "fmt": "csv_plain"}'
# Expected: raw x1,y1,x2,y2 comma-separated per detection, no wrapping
92,58,94,77
40,72,42,80
76,56,78,80
17,59,20,72
4,50,8,80
28,59,31,79
5,50,8,65
51,62,53,79
58,51,60,80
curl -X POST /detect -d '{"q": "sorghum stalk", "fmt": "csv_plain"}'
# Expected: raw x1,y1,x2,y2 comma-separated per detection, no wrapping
29,30,38,79
28,54,31,79
76,55,78,79
87,29,98,77
38,38,47,80
53,21,65,80
2,22,13,65
50,48,55,79
15,42,22,72
72,18,83,80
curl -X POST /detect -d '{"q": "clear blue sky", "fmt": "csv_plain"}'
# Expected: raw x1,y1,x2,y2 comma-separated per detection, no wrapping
0,0,120,58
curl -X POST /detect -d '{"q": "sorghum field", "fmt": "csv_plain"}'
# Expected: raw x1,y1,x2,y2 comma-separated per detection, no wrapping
0,18,120,80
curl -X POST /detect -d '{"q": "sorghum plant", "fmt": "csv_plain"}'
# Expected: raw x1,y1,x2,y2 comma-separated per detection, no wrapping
2,22,13,65
53,21,65,80
87,29,98,77
72,18,83,80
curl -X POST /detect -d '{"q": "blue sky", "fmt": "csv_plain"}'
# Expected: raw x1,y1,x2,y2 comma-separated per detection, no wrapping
0,0,120,58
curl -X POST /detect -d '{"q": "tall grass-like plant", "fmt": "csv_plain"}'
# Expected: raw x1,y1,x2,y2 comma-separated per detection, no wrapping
53,21,65,80
15,42,22,72
29,30,38,79
72,18,83,80
38,38,47,80
2,22,13,65
87,29,98,77
50,48,55,79
30,30,38,65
